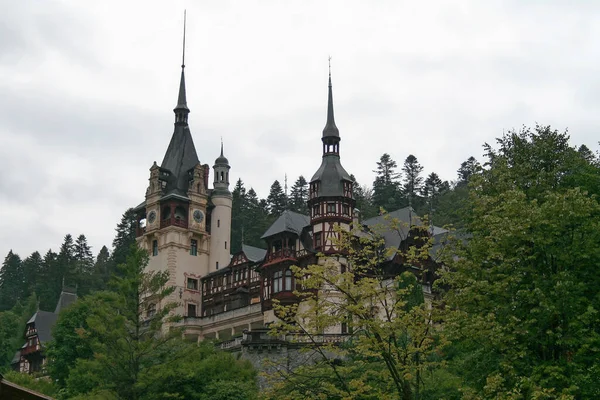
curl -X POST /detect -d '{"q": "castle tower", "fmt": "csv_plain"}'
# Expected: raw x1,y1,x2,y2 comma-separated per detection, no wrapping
307,65,355,253
134,18,213,319
209,142,232,271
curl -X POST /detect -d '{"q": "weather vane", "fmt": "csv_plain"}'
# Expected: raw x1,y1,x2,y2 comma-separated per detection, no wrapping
328,55,332,76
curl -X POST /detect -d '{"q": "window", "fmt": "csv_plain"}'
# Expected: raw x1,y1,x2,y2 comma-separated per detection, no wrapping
190,239,198,256
147,303,156,318
152,240,158,256
187,303,197,317
217,219,220,228
313,204,320,217
343,204,350,216
314,232,322,248
273,271,283,293
225,241,227,250
327,203,336,213
341,321,348,334
187,277,198,291
285,269,293,291
216,262,219,270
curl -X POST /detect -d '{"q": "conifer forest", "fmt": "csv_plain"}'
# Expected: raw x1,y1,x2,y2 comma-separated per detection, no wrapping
1,125,599,399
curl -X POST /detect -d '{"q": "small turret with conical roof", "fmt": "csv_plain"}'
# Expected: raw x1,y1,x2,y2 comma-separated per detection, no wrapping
213,140,231,195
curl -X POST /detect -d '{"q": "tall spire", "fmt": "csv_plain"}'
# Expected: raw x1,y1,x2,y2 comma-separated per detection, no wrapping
322,56,339,138
174,10,189,122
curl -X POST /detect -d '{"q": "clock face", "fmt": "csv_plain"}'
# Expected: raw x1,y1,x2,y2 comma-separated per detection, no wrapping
147,211,156,224
193,209,204,223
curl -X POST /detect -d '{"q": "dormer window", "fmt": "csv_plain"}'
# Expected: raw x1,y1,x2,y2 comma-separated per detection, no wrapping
343,181,353,198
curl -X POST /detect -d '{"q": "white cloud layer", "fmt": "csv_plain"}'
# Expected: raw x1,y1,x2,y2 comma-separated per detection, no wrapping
1,0,599,258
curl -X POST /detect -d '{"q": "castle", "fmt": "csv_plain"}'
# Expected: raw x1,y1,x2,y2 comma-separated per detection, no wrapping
133,53,446,348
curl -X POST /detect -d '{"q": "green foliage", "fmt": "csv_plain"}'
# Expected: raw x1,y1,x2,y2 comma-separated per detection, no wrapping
402,154,424,207
2,370,58,397
38,249,59,311
267,180,287,216
440,125,600,399
289,176,309,215
46,294,96,386
49,244,258,399
372,153,404,212
351,174,377,219
0,250,24,311
110,208,137,275
0,293,38,370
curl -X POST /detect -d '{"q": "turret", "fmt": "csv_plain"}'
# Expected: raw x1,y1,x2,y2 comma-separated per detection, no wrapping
209,142,232,271
307,63,355,253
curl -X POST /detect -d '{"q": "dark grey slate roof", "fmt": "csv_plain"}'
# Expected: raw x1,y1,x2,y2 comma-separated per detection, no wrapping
175,69,188,111
160,124,199,196
27,311,58,344
310,155,353,197
241,244,267,262
261,210,310,239
363,207,448,261
322,74,339,138
160,67,199,198
11,351,20,365
215,142,229,165
54,290,77,314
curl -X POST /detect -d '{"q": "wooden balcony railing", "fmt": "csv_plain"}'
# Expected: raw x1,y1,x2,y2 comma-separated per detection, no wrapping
263,248,309,265
160,218,188,229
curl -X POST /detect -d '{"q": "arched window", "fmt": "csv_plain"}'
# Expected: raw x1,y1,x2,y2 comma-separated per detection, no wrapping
284,269,293,291
273,271,283,293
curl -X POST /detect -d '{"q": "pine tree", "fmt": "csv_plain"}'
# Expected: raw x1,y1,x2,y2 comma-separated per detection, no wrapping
266,180,287,216
57,234,76,290
111,208,137,273
372,153,403,212
243,188,271,249
289,176,308,214
38,249,59,311
21,251,43,299
0,250,24,311
421,172,449,223
456,156,480,186
90,245,111,293
231,179,247,254
74,234,95,295
402,154,424,207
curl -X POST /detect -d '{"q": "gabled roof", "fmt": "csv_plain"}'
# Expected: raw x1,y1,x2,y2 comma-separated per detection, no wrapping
0,373,55,399
26,311,58,344
363,207,448,261
242,244,267,262
261,210,310,239
54,289,77,314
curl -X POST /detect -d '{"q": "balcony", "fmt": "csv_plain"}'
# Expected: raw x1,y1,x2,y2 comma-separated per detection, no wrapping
21,344,41,356
263,248,309,266
160,217,188,230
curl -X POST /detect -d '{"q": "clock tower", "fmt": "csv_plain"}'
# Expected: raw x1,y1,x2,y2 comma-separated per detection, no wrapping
134,42,228,319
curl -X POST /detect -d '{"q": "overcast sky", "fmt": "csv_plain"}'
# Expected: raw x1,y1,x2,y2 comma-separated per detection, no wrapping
1,0,599,260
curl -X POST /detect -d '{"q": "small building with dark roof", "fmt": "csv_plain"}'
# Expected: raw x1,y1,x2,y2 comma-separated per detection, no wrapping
12,288,77,375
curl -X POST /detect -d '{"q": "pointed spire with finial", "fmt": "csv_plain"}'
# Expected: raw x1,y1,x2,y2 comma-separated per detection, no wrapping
322,56,339,138
174,10,189,122
215,137,229,165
